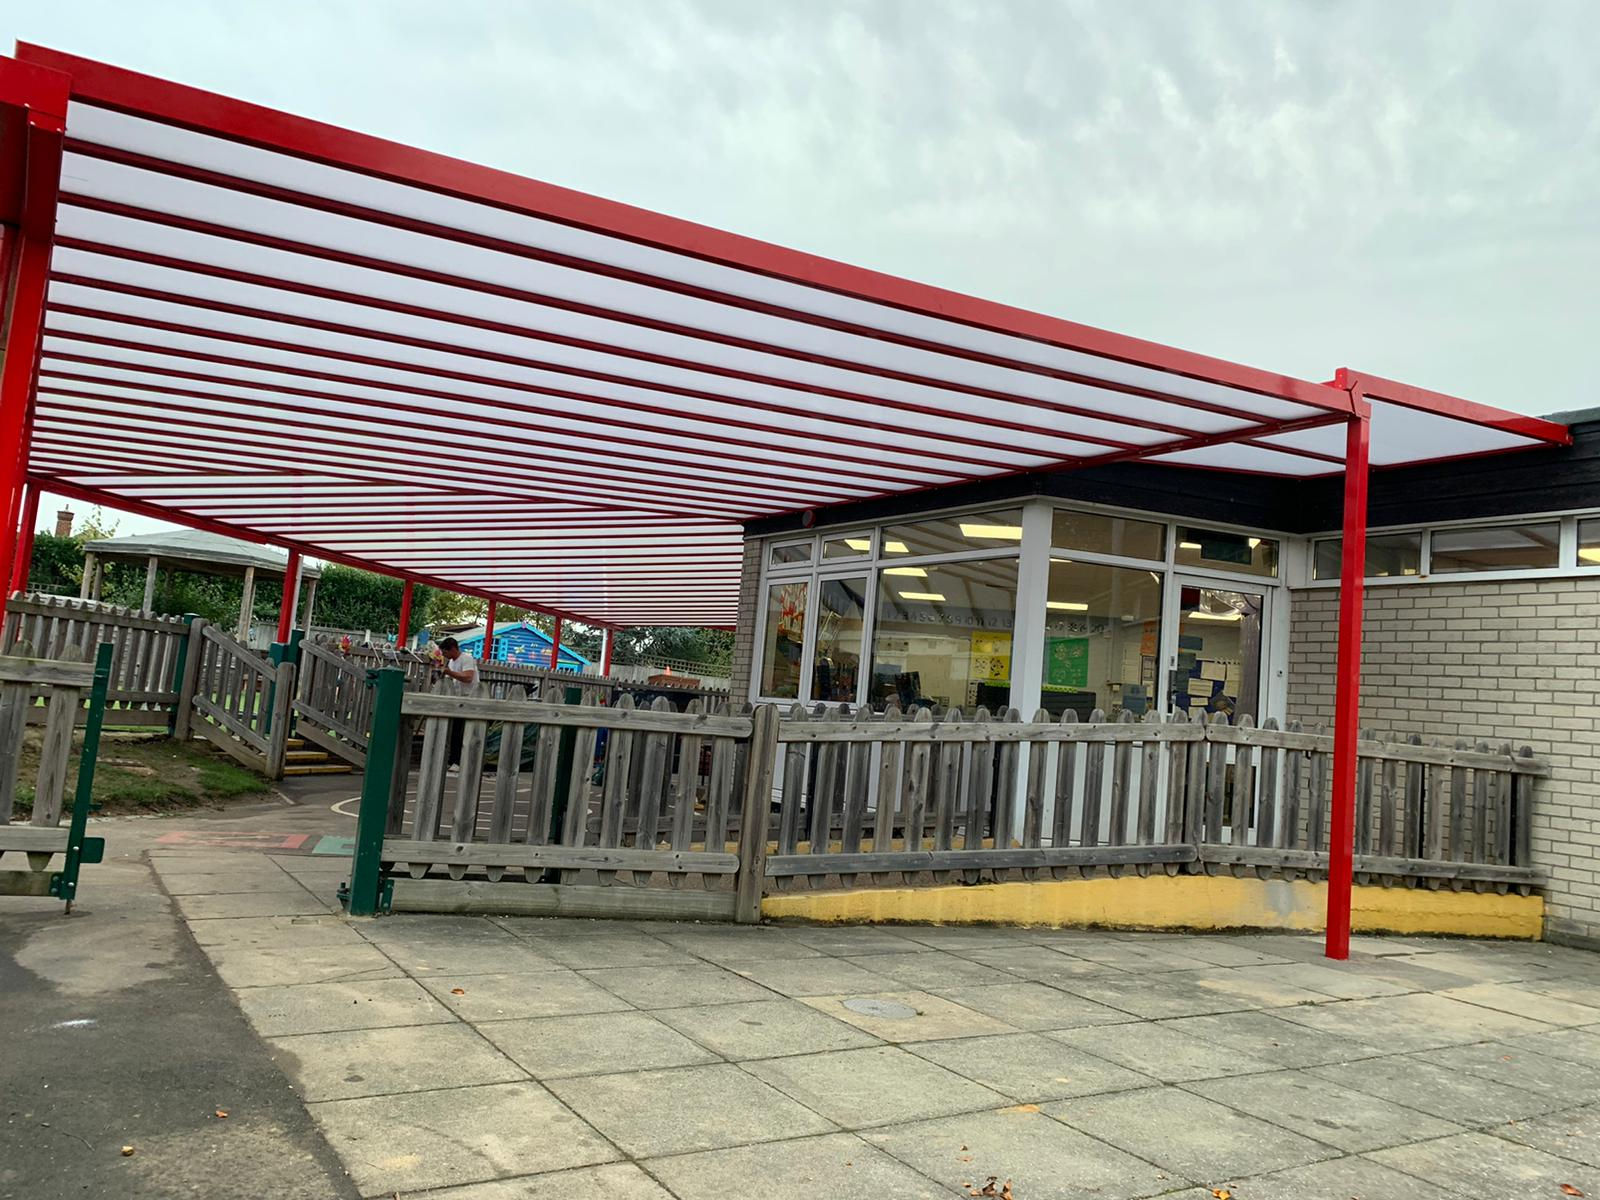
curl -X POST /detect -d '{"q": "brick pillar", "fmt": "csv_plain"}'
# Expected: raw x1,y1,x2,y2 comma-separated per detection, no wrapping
727,536,763,704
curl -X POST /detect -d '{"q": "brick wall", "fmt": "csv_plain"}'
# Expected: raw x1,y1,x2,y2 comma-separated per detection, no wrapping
1288,578,1600,946
728,538,763,704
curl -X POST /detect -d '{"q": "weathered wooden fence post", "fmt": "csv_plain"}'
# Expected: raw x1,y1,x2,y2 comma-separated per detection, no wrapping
347,666,406,917
173,616,208,741
734,704,779,924
264,659,295,778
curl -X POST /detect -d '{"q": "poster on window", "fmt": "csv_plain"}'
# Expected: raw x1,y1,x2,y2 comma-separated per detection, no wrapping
969,631,1012,681
1045,637,1090,689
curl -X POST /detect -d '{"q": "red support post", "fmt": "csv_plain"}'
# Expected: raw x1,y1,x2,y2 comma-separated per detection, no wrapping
1325,408,1371,960
275,549,301,643
483,601,497,663
548,615,563,671
9,482,39,596
599,627,613,676
396,580,413,649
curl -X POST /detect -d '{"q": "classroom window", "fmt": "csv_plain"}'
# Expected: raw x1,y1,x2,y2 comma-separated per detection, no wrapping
1311,532,1423,580
769,540,813,567
1039,559,1162,719
822,533,872,560
1051,508,1165,562
868,558,1018,712
811,576,868,703
1430,523,1559,573
1174,527,1279,577
1576,519,1600,567
880,509,1026,559
759,581,808,698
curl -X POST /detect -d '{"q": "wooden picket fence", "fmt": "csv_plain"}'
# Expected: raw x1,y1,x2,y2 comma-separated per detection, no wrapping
2,594,187,726
0,644,113,905
176,620,293,777
365,683,772,921
766,706,1548,893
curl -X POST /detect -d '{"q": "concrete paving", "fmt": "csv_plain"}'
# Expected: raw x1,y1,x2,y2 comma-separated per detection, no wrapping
6,782,1600,1198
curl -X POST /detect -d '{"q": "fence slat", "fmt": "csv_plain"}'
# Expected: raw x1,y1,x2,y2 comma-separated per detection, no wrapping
1080,708,1107,848
412,716,449,845
1231,715,1256,847
488,686,527,851
671,699,706,854
992,708,1021,849
1051,710,1079,852
1137,711,1161,846
1107,711,1133,848
1255,717,1279,849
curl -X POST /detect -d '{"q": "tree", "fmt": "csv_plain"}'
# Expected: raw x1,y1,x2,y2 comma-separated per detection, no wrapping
311,565,435,635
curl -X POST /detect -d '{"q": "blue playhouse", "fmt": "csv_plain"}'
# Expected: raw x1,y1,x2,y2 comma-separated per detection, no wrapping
456,620,591,671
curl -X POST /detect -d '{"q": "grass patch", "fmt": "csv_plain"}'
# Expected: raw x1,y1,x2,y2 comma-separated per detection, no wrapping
13,731,273,817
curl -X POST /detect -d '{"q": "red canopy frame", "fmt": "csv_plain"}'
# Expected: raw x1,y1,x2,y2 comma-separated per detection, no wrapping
0,47,1571,956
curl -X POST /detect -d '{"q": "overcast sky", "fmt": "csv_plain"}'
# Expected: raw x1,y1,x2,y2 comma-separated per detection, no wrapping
16,1,1599,534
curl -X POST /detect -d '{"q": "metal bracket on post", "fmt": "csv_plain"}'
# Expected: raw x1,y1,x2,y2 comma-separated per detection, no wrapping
346,666,405,916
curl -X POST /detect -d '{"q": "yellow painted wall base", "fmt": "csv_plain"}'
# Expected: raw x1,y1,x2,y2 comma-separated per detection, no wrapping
761,874,1543,941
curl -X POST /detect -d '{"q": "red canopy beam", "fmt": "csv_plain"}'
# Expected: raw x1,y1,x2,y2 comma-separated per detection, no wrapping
547,615,562,672
482,601,496,663
1325,377,1372,960
8,480,38,595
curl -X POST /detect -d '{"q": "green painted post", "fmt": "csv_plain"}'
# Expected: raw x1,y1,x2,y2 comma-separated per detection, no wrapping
347,666,405,916
545,684,582,846
52,642,113,910
167,613,198,736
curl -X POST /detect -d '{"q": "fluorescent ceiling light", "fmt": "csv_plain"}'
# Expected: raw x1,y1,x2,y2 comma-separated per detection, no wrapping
1580,548,1600,564
959,523,1023,540
1247,537,1261,549
883,567,928,577
898,591,946,602
844,538,872,551
1189,610,1240,621
882,540,910,554
1179,541,1202,550
1047,601,1088,611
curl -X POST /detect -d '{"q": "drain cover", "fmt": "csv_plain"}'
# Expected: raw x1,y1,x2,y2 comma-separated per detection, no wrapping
843,997,918,1019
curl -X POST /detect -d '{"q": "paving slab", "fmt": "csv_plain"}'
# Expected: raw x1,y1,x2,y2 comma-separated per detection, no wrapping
1055,940,1217,972
1417,1040,1600,1106
782,925,934,955
308,1080,618,1195
177,889,332,919
1157,966,1338,1009
580,962,777,1008
1217,1154,1456,1199
645,1131,947,1200
1054,972,1254,1020
202,941,402,989
546,1062,834,1156
1193,1067,1462,1152
1498,1102,1600,1168
1222,959,1418,1000
416,968,633,1021
650,927,824,963
723,954,899,997
865,1106,1184,1200
1050,1020,1276,1082
894,925,1040,951
235,976,456,1037
960,943,1125,979
1308,1052,1564,1127
373,937,561,977
477,1010,719,1078
1442,980,1600,1027
928,981,1134,1030
1272,991,1553,1052
903,1031,1153,1102
743,1044,1007,1129
653,998,881,1059
801,989,1017,1042
846,949,1010,989
528,932,694,969
1503,1025,1600,1069
1049,1086,1337,1181
1157,939,1296,969
184,913,369,949
1159,1009,1383,1069
1368,1130,1600,1198
270,1021,526,1101
416,1161,675,1199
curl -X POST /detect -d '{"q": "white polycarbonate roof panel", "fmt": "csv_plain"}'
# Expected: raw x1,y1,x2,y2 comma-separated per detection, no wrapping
14,50,1566,627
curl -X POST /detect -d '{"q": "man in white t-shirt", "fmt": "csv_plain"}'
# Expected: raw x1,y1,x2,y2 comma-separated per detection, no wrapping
436,637,480,689
436,637,480,772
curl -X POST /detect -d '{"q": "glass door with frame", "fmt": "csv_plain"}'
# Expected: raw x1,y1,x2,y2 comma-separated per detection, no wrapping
1166,578,1268,724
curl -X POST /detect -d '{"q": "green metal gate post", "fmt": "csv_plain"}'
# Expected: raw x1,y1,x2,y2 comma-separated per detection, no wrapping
166,613,198,736
346,666,405,916
51,642,113,910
